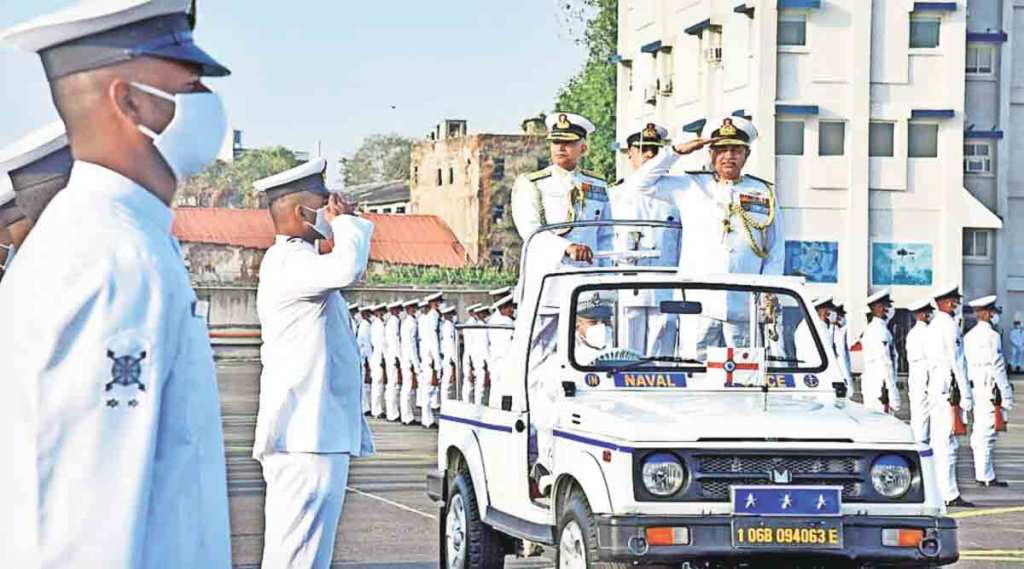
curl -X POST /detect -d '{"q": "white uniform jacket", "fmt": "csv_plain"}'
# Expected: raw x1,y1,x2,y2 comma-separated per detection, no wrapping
486,312,516,368
384,313,401,365
927,311,973,411
357,318,372,364
0,162,230,567
400,313,421,371
633,149,785,321
369,315,386,368
511,165,612,308
418,309,442,373
254,215,375,459
861,317,902,410
965,322,1014,411
440,318,458,366
469,315,491,373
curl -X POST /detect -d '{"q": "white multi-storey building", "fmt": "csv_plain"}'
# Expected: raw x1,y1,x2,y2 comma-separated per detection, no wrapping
616,0,1021,350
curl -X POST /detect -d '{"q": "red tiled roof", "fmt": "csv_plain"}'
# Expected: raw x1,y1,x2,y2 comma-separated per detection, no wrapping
172,208,467,268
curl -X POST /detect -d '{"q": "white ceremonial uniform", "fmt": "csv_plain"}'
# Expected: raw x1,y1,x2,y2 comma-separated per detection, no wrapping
965,320,1015,483
633,150,785,356
369,314,386,417
440,318,458,402
1010,325,1024,371
906,320,932,444
608,153,681,356
384,312,402,421
861,317,902,414
357,317,372,414
926,310,973,502
0,162,231,568
254,214,375,569
399,313,421,424
794,318,826,367
486,312,516,406
418,308,442,426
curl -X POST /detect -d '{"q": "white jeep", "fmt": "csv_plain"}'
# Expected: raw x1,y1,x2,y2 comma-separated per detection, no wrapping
427,222,957,569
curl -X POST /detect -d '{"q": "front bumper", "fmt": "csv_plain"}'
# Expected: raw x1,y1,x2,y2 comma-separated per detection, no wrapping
595,514,958,567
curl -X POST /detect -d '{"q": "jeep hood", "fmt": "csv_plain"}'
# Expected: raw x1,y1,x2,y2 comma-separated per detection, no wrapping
563,392,912,445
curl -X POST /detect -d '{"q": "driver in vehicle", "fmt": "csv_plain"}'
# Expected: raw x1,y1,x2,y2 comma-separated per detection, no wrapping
573,296,614,365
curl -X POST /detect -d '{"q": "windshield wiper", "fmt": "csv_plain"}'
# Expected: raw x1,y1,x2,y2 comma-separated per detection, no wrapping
765,355,805,364
612,355,704,373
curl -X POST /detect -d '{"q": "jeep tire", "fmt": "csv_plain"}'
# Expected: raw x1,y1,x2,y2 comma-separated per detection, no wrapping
444,469,506,569
555,486,629,569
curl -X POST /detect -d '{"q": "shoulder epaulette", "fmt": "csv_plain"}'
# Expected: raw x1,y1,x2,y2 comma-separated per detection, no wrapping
745,174,774,187
581,169,605,181
685,170,714,176
526,167,552,182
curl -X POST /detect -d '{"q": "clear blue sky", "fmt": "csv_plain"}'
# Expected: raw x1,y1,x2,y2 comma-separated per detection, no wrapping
0,1,586,178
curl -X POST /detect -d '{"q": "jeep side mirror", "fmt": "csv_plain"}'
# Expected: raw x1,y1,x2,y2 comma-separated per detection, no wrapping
832,381,847,399
561,381,576,397
501,396,512,411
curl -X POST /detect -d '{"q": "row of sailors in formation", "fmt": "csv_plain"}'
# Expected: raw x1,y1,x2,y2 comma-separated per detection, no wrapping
348,287,517,426
801,286,1015,508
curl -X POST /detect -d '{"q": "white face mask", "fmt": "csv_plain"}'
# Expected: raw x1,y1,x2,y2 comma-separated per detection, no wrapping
301,205,334,240
0,242,14,272
883,307,895,322
827,311,838,324
583,322,610,350
991,314,1001,327
132,82,227,185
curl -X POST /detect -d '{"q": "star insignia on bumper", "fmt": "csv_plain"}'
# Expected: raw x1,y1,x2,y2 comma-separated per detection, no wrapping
744,493,757,509
780,494,793,510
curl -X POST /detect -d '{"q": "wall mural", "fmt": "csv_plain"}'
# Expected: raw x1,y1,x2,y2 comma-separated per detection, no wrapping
872,242,933,286
784,240,839,283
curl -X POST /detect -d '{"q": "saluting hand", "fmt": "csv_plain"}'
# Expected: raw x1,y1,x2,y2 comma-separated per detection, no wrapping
672,137,724,155
324,193,357,224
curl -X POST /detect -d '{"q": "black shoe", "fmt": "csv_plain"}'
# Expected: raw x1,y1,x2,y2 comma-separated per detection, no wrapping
945,496,975,508
976,479,1009,487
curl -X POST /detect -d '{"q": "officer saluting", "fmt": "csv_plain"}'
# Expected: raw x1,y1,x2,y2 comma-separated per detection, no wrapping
253,158,375,568
0,1,232,565
964,295,1015,487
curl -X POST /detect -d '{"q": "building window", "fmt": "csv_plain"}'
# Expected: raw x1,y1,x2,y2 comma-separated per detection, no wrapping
436,169,443,186
908,122,938,158
966,44,994,75
491,204,505,223
775,120,804,156
395,206,406,214
777,14,807,47
964,141,993,174
492,157,505,180
448,167,455,185
818,121,845,156
869,122,895,157
382,207,391,214
963,229,992,261
909,16,940,49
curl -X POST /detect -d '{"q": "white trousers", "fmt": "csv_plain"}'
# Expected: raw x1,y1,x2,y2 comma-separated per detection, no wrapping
860,371,889,414
400,362,418,424
369,358,386,417
907,364,931,444
419,368,439,427
441,360,457,403
461,355,476,404
361,379,370,415
929,399,961,502
971,394,999,482
384,358,401,421
260,452,350,569
620,307,677,356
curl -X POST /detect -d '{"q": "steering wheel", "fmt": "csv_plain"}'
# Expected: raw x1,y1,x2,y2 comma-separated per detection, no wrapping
592,347,644,363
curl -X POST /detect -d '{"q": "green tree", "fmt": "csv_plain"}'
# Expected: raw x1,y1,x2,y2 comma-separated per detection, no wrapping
178,146,301,208
555,0,618,181
341,134,413,186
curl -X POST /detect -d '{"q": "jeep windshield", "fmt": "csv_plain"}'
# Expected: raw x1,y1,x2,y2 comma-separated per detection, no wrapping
568,282,828,381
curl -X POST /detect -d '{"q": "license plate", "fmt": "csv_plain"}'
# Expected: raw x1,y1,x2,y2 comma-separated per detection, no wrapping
732,517,843,549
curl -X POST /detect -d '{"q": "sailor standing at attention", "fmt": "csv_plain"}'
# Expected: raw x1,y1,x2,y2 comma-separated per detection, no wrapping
905,297,936,445
253,159,375,568
860,290,903,415
384,300,404,421
399,299,421,424
369,303,388,419
0,1,233,565
357,305,373,415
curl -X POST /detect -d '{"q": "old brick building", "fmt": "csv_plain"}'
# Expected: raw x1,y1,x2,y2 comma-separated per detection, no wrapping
409,118,549,268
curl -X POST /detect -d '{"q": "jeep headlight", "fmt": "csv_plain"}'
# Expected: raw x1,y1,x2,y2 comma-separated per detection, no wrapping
871,455,912,498
641,453,685,497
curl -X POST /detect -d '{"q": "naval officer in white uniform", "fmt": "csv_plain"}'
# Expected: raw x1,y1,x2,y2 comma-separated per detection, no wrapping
608,123,681,356
0,1,232,566
399,299,422,424
384,300,404,421
630,116,786,356
964,295,1015,487
253,158,375,569
860,290,903,414
905,297,936,445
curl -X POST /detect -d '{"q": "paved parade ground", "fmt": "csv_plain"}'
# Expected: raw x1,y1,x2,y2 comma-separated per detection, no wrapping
218,361,1024,568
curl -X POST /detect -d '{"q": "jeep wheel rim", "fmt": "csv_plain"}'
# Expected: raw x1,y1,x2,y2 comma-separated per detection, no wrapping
446,494,467,568
559,520,587,569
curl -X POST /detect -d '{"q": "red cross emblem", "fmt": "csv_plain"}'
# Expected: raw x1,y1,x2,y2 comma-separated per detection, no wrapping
706,347,760,386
